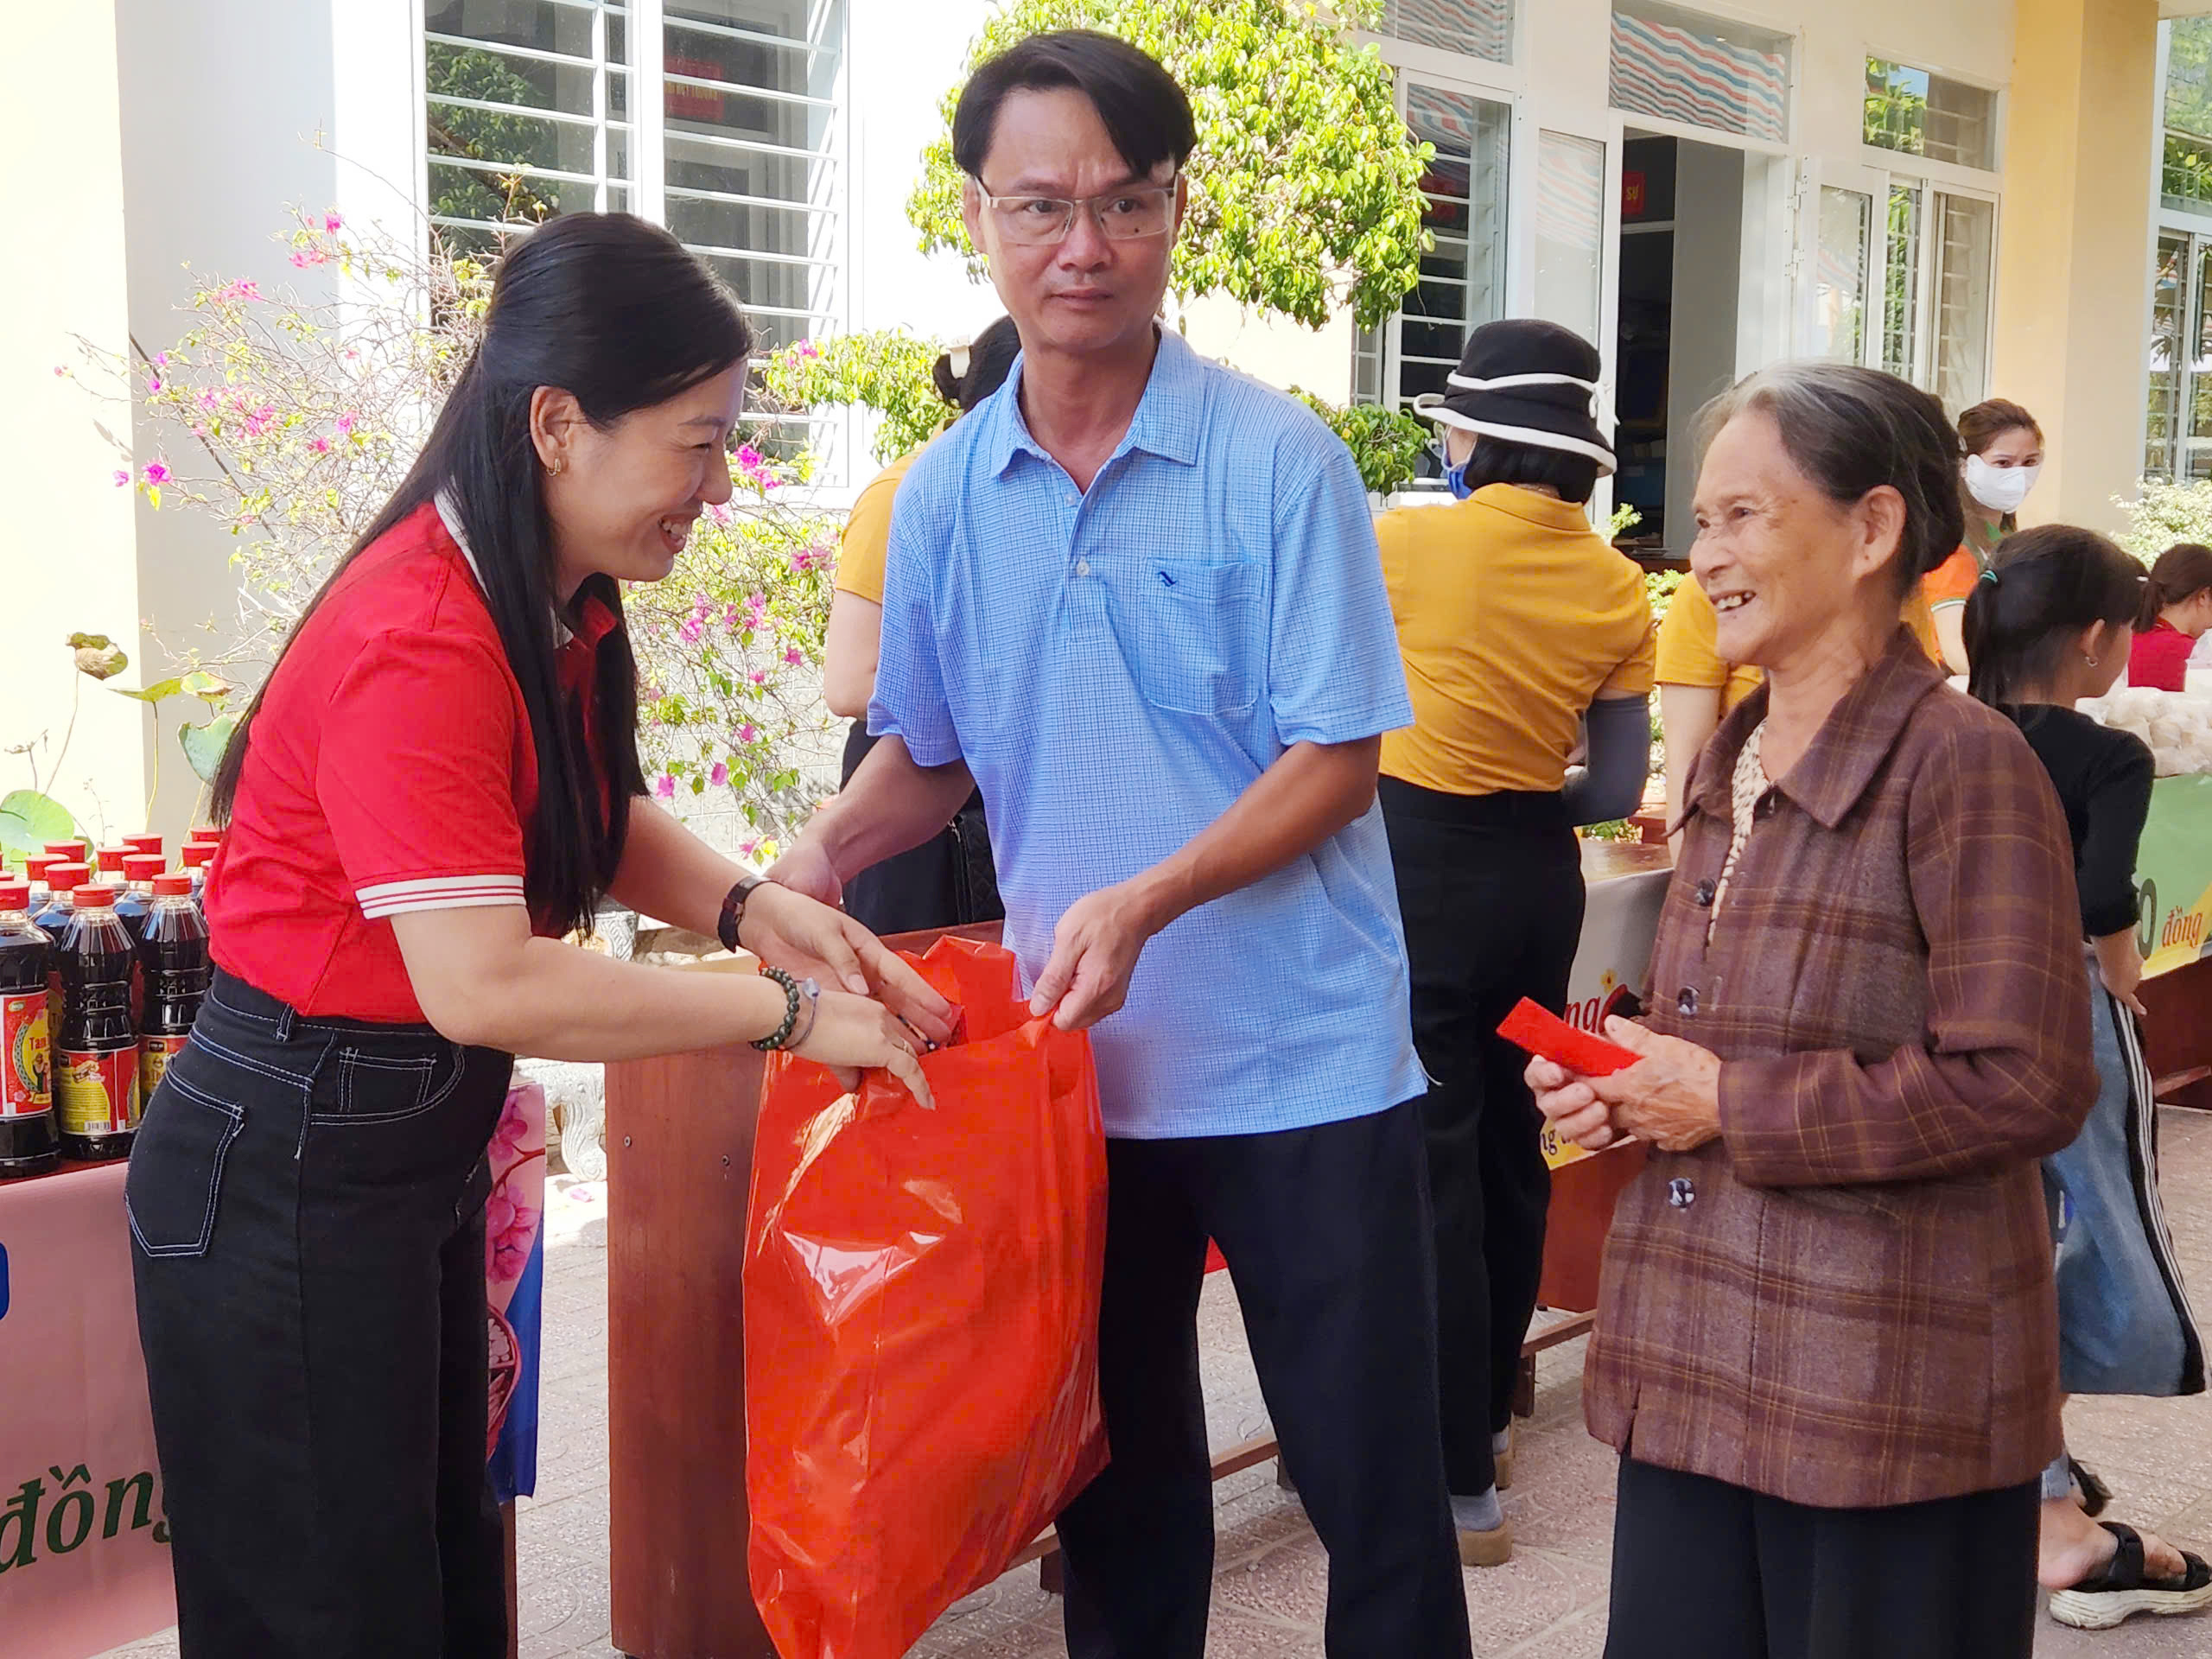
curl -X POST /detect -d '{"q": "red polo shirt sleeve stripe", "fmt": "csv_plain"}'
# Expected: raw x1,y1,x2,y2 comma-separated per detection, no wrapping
315,627,531,920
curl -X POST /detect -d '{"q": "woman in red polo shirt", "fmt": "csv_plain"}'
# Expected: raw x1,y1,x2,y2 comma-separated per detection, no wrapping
126,214,950,1658
2131,543,2212,690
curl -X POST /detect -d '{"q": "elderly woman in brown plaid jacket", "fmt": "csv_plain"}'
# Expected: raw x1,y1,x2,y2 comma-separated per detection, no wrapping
1532,364,2097,1659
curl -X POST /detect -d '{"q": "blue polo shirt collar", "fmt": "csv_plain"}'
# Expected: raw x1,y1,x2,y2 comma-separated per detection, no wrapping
986,327,1206,480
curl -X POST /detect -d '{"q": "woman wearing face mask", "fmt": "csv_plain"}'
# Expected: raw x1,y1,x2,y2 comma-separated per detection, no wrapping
2129,542,2212,691
1375,319,1656,1565
126,214,951,1657
1923,397,2046,673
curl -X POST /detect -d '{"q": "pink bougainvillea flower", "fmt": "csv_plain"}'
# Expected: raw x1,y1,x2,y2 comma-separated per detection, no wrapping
709,761,729,788
735,443,764,471
53,365,67,377
307,436,331,455
196,389,219,411
736,722,758,744
782,645,804,666
677,615,704,645
749,670,766,685
334,411,357,435
142,460,171,486
112,469,130,487
289,248,330,270
722,602,741,632
740,839,760,861
324,212,344,232
155,352,170,368
189,423,207,438
147,376,163,394
653,773,676,801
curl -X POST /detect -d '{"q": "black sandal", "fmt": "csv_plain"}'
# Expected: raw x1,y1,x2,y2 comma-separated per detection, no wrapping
2068,1454,2112,1518
2049,1522,2212,1630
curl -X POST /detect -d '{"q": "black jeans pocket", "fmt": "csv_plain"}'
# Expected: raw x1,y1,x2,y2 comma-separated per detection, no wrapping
314,1041,465,1126
126,1071,246,1258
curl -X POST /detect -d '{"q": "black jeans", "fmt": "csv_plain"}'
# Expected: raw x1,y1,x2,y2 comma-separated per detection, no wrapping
839,721,1002,936
1055,1103,1472,1659
127,970,512,1657
1381,779,1584,1498
1605,1459,2040,1659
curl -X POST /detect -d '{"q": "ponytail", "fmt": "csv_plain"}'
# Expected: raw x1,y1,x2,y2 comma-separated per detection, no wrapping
2139,542,2212,631
1964,524,2143,708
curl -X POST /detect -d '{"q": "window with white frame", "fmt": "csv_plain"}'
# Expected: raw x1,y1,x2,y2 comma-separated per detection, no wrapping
1379,0,1514,65
1857,57,1999,412
1607,2,1790,145
424,0,842,448
1863,59,1997,171
1811,185,1871,365
1353,79,1510,464
2146,22,2212,480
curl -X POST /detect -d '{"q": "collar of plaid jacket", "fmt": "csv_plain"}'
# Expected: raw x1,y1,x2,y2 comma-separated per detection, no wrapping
1690,625,1946,831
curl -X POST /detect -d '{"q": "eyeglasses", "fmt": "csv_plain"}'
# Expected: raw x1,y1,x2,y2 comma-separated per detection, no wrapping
976,180,1179,246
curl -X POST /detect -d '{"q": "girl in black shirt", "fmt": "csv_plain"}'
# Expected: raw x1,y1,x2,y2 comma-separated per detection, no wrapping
1967,526,2210,1631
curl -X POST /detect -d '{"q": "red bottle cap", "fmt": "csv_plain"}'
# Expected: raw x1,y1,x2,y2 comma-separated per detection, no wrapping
45,863,92,892
152,874,194,898
188,826,222,844
44,840,90,861
124,855,167,881
96,846,130,874
123,833,164,856
73,886,117,909
24,855,58,883
181,843,214,869
0,880,28,909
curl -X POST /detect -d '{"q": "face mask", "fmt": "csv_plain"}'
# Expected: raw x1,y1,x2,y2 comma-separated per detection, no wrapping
1965,454,2040,515
1444,458,1473,500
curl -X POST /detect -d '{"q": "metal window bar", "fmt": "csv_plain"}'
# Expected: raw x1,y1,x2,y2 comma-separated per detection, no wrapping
661,68,836,112
662,181,840,217
664,126,841,167
664,12,841,59
431,154,606,188
428,92,623,130
677,241,839,271
426,31,603,73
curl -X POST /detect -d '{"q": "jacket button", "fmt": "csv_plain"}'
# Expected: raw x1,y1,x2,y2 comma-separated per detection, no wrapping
1668,1178,1697,1209
1693,880,1716,907
1676,988,1700,1017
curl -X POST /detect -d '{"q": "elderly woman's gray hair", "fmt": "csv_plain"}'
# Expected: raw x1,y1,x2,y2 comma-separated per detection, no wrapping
1697,365,1966,597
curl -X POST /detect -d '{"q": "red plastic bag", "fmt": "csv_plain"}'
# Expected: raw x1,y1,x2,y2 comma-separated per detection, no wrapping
744,935,1110,1659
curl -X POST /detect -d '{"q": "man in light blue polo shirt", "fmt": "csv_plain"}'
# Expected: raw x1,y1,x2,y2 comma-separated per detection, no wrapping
774,29,1471,1658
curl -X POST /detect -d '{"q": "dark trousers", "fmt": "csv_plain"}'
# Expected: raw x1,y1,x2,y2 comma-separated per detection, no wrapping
1381,780,1584,1497
839,721,1001,936
1606,1459,2041,1659
127,971,512,1657
1055,1102,1472,1659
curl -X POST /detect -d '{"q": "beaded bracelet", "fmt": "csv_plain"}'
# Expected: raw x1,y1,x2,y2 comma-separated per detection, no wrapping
752,965,811,1052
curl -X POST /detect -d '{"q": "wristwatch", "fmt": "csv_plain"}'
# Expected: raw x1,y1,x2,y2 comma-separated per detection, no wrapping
717,874,769,955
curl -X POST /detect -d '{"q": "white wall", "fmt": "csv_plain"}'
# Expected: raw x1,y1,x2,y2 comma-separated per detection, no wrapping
0,2,147,842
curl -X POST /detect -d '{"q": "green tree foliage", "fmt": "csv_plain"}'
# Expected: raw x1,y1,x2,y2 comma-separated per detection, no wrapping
906,0,1433,332
1291,392,1427,495
425,44,557,226
759,333,953,465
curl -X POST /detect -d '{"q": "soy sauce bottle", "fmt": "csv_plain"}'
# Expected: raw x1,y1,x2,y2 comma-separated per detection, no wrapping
34,863,92,1033
138,874,209,1105
0,878,60,1178
54,886,139,1160
22,855,59,917
180,842,214,903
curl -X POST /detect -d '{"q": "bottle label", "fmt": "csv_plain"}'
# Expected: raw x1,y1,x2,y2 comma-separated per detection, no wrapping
57,1046,141,1138
140,1033,190,1103
2,993,52,1115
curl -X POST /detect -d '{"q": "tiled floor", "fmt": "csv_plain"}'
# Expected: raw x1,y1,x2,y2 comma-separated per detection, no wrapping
103,1109,2212,1657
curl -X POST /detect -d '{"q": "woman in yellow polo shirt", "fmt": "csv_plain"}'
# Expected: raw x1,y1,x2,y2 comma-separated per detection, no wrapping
1377,320,1655,1567
820,317,1017,934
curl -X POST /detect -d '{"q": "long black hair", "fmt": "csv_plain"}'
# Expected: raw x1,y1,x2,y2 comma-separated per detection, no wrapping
1963,524,2143,709
213,213,753,938
931,315,1021,412
2140,542,2212,632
